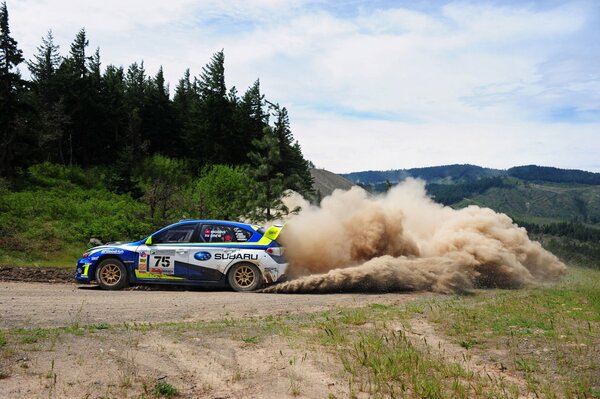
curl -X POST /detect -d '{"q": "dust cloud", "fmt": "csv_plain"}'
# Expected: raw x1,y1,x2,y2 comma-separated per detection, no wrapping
263,179,566,294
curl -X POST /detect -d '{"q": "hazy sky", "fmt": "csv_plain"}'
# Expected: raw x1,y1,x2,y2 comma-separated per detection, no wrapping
8,0,600,173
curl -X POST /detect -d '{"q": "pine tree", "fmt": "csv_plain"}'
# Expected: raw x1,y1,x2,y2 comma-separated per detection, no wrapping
270,104,313,194
173,69,198,158
123,61,148,153
27,30,68,163
58,28,93,165
27,30,61,94
144,66,176,155
248,127,285,220
234,79,267,163
0,1,26,175
194,50,234,164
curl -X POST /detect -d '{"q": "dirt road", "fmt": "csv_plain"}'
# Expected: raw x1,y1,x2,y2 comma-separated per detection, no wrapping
0,281,426,329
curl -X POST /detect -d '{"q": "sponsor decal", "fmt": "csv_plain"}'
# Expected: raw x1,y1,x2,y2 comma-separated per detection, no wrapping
235,233,248,241
203,227,228,239
215,253,259,261
155,250,175,256
149,267,163,274
102,249,124,255
194,251,212,261
139,251,148,272
90,256,99,261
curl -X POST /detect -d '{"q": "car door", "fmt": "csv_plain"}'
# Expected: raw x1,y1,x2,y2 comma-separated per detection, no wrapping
137,222,198,279
186,223,240,281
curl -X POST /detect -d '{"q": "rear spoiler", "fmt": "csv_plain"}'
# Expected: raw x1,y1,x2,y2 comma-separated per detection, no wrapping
264,224,284,241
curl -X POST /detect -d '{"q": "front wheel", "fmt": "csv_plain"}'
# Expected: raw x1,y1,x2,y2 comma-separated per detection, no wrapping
228,263,262,292
96,258,129,290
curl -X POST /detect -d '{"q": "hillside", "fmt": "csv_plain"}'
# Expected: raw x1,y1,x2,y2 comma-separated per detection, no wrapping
342,164,504,185
310,168,355,197
343,164,600,187
455,180,600,225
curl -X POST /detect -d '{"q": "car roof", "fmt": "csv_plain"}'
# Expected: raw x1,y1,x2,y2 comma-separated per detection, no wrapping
171,220,258,230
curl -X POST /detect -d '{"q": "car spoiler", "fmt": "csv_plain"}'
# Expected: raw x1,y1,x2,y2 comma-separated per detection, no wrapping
264,224,284,241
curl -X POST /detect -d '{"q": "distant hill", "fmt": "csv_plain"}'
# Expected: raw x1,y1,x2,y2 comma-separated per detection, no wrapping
507,165,600,185
343,164,600,187
310,168,355,197
342,164,504,185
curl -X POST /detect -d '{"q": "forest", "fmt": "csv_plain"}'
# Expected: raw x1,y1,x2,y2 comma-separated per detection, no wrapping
0,2,312,207
0,2,316,264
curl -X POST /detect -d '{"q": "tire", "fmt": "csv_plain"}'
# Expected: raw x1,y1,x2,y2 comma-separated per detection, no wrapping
96,258,129,290
228,263,262,292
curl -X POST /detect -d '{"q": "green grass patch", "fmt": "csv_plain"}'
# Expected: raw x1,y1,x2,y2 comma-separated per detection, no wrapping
152,381,178,397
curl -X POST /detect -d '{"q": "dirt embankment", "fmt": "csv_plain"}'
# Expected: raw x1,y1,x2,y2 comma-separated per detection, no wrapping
0,266,73,284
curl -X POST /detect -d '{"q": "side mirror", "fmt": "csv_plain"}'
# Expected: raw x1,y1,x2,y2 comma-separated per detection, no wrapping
145,236,153,245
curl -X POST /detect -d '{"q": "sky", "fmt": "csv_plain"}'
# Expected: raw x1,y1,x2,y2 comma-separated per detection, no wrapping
7,0,600,173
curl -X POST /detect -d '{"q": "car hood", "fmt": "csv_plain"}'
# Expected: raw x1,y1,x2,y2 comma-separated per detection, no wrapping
85,242,137,256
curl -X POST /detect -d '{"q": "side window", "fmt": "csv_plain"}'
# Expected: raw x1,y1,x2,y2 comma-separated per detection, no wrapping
153,224,196,244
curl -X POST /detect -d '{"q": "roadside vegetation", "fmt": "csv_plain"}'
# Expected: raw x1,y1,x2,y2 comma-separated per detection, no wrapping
1,266,598,398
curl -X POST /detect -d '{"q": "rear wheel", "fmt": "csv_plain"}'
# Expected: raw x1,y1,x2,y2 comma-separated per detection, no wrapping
96,258,129,290
228,263,262,292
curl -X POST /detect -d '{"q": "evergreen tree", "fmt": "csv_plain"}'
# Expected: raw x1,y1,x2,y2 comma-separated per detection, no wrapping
124,61,148,152
234,79,267,163
144,66,176,155
58,28,93,165
193,50,234,164
27,30,60,97
270,104,313,194
27,30,69,163
173,68,199,159
248,126,285,220
0,1,26,175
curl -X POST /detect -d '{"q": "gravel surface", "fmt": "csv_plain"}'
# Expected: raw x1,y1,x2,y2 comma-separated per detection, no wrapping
0,280,428,328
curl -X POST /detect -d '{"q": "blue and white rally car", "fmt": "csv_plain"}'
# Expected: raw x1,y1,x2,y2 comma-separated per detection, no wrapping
75,220,287,292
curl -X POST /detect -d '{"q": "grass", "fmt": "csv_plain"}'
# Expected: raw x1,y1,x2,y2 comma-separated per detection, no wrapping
152,381,178,397
427,267,600,398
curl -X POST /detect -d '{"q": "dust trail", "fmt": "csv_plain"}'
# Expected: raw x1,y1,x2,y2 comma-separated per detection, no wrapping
264,179,566,294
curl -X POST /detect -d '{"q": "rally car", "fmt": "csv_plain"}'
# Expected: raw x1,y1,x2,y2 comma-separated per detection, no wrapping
75,220,287,292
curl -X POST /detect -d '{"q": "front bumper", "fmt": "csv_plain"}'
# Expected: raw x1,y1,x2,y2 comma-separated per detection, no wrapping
75,259,93,282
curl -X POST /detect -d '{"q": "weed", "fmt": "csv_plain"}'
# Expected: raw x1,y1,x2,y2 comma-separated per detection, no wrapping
93,323,110,330
459,338,477,349
340,308,367,326
19,328,48,344
289,380,301,396
0,331,6,347
152,381,178,397
231,369,242,382
241,336,258,344
368,303,389,310
515,358,539,373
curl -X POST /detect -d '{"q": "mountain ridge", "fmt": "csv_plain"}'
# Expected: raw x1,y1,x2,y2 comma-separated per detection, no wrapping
342,164,600,186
